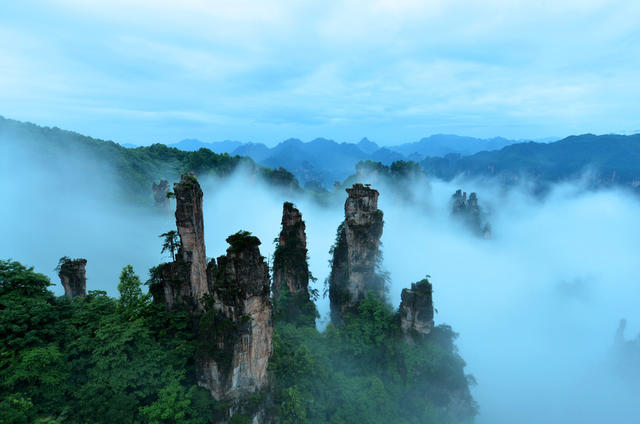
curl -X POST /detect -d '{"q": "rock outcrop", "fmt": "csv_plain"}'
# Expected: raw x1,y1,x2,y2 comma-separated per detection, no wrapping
329,183,385,324
148,260,195,310
174,173,209,306
58,257,87,299
451,189,491,237
197,232,273,405
399,279,434,339
148,174,274,422
152,179,170,209
612,318,640,382
272,202,316,325
150,173,210,310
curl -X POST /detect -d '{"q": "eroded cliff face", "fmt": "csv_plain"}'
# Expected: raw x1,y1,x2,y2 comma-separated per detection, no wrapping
152,179,170,209
58,258,87,299
174,173,209,307
150,173,211,311
197,232,273,406
148,260,195,310
149,175,273,421
399,279,434,339
143,174,476,423
329,184,385,324
272,202,316,325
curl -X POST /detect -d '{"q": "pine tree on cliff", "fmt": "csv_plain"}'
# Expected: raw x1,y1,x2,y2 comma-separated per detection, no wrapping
159,230,179,261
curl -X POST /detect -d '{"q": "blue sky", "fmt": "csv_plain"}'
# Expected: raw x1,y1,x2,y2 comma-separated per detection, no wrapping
1,0,639,146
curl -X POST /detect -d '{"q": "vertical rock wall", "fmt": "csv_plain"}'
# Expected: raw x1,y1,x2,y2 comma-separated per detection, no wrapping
148,175,274,422
399,279,434,339
173,173,209,308
272,202,315,325
329,184,385,323
197,232,273,404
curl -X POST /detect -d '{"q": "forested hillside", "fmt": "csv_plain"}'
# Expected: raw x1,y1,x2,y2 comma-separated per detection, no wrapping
0,116,299,205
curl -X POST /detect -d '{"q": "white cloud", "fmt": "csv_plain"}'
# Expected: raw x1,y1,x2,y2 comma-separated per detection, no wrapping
1,0,639,142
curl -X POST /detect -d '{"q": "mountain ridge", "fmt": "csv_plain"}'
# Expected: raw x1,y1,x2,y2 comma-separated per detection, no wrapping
164,134,525,185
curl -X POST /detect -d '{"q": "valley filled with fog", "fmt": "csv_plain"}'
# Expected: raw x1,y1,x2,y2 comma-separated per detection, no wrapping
3,139,640,424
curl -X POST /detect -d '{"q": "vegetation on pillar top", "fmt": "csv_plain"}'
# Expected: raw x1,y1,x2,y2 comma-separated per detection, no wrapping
55,256,86,273
226,231,261,253
176,173,200,191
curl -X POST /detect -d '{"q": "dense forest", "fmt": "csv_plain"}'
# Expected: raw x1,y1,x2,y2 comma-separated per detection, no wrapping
0,260,473,424
0,174,475,424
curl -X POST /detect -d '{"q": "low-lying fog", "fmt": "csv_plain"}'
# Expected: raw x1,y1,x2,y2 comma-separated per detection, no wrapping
2,144,640,424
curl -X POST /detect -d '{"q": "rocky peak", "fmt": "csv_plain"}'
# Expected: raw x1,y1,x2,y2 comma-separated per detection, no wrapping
197,231,273,405
467,192,479,212
216,231,270,299
614,318,628,346
148,177,274,421
451,189,491,238
278,202,306,250
329,184,385,324
345,183,380,225
272,202,315,325
58,257,87,299
399,279,434,339
152,179,170,209
451,189,467,213
173,173,209,307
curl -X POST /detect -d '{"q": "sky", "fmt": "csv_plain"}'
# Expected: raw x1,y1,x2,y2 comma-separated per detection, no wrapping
1,0,639,146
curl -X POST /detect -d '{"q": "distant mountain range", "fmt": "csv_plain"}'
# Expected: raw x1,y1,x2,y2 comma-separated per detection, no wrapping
162,132,640,193
161,135,531,185
421,133,640,192
6,114,639,195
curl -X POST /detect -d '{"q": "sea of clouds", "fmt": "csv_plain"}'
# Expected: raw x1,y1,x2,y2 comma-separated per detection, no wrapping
2,142,640,424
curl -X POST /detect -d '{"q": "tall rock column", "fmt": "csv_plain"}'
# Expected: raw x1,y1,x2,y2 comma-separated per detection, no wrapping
58,257,87,299
149,173,209,311
173,173,209,308
152,180,170,210
329,183,385,324
198,231,273,407
399,279,434,339
451,189,491,238
272,202,316,325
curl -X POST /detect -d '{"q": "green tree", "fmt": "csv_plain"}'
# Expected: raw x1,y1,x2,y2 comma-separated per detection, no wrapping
139,374,204,424
0,395,35,424
117,265,150,319
280,386,308,424
0,259,52,297
159,231,179,261
1,345,69,412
